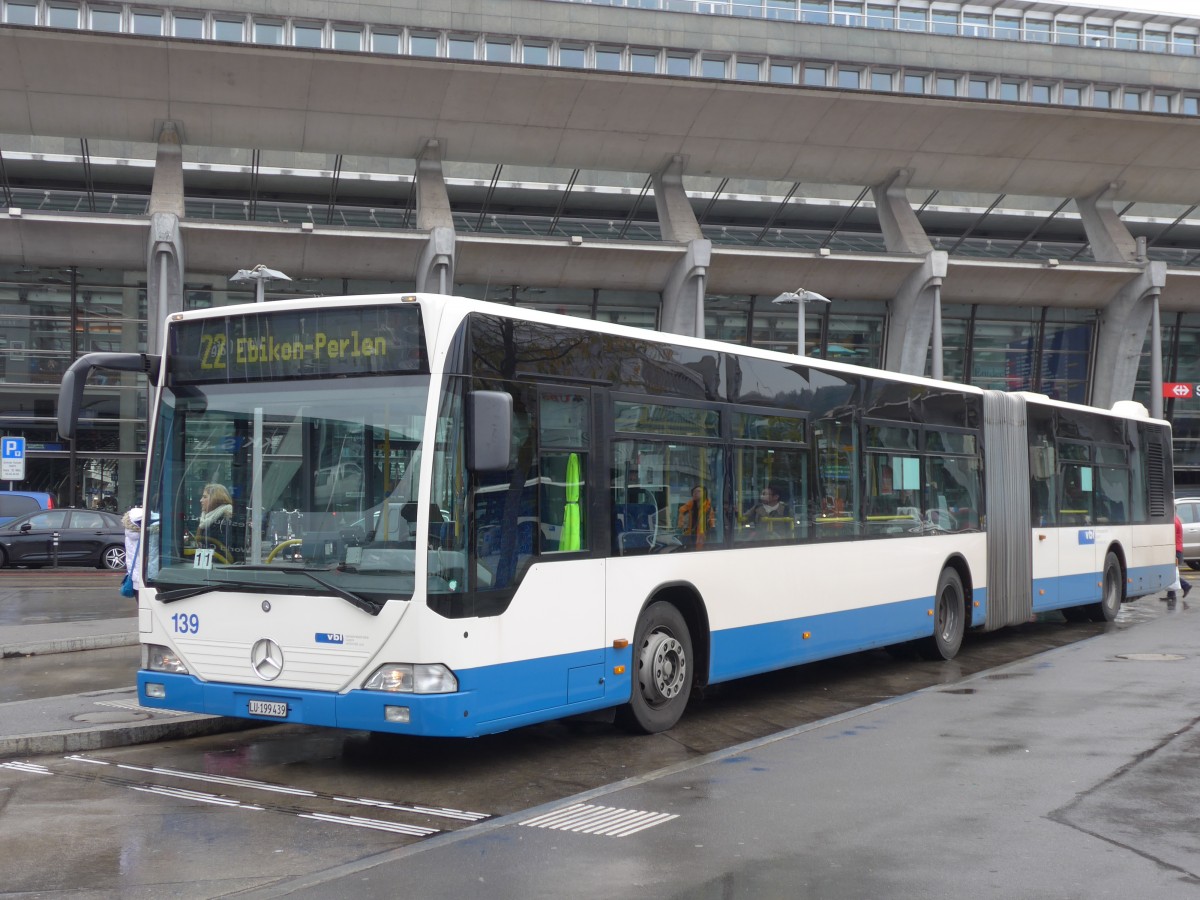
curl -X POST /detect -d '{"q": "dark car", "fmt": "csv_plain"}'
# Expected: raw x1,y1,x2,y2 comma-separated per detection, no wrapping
0,508,127,570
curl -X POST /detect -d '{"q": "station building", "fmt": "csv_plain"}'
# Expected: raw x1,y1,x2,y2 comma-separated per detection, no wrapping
2,0,1200,510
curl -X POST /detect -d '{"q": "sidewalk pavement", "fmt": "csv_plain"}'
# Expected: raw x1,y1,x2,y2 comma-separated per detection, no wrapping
1,615,138,657
0,614,257,758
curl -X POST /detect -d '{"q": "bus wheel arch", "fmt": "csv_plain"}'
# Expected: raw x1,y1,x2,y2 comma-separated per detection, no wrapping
615,584,709,735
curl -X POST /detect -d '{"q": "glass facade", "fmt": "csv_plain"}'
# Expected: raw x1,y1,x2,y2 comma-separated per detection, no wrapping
0,265,148,512
5,0,1200,493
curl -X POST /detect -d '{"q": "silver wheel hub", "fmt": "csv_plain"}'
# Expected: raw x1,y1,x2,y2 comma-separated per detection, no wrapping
640,631,686,703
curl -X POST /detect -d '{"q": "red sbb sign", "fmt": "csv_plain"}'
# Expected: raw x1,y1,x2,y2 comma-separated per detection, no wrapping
1164,382,1196,399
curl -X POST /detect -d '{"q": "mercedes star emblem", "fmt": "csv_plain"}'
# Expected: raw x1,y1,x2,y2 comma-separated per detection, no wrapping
250,638,284,681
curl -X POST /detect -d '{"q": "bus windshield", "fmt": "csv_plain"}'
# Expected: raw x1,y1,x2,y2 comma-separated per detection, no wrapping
145,375,433,609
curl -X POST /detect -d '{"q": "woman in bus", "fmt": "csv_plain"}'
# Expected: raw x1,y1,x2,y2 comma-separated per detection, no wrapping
677,485,716,548
195,483,234,558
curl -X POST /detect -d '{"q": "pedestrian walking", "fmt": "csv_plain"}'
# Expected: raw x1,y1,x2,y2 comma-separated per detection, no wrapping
1166,514,1191,605
122,506,144,598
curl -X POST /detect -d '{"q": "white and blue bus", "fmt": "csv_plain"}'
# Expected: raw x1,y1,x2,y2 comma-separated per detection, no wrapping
59,294,1176,736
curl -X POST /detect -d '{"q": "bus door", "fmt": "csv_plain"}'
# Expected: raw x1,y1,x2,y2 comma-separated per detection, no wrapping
468,382,606,709
1056,453,1097,607
1031,520,1060,610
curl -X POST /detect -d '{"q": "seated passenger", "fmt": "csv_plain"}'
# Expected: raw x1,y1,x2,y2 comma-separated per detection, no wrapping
745,484,790,538
678,485,716,548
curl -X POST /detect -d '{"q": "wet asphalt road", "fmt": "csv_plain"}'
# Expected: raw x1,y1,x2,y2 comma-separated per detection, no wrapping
0,569,1181,896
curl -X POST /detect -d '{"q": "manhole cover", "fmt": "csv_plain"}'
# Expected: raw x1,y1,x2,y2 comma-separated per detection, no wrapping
1115,653,1186,662
71,710,152,724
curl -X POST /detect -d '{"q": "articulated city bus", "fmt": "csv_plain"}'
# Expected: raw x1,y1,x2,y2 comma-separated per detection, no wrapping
58,294,1176,736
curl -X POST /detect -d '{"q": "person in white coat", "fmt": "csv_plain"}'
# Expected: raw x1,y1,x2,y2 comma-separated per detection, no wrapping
122,506,144,591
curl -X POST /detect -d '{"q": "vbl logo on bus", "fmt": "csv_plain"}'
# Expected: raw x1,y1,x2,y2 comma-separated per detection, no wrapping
316,633,345,645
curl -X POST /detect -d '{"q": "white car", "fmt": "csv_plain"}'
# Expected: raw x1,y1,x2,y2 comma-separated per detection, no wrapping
1175,496,1200,570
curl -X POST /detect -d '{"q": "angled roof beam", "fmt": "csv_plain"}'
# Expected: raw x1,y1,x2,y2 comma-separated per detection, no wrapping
546,168,580,237
697,177,728,226
0,145,12,208
618,174,654,239
324,154,343,226
1006,198,1070,258
1146,204,1198,249
820,185,871,251
80,138,96,213
947,194,1006,255
754,182,802,245
473,164,504,233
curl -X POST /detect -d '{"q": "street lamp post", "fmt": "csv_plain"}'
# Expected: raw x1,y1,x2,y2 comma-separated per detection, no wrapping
229,264,291,304
228,264,291,564
771,288,832,355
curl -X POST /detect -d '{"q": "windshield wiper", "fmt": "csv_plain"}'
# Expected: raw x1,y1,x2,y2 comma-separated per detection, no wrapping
157,583,240,603
235,565,385,615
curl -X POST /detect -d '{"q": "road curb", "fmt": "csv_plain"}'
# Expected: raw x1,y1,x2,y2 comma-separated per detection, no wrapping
0,715,265,759
1,632,139,658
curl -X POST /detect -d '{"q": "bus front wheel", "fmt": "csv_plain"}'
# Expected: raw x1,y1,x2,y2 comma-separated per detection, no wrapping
616,601,693,734
921,568,965,661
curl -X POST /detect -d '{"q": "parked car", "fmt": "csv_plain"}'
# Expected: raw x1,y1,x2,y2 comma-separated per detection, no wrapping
0,490,54,526
1175,496,1200,570
0,508,126,570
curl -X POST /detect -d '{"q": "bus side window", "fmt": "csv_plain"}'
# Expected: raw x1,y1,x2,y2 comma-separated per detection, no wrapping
538,392,589,554
473,392,538,589
813,416,858,537
540,452,586,552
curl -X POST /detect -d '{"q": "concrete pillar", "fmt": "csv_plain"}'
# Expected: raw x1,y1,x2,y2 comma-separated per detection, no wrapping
1076,182,1139,264
653,156,709,337
1077,183,1164,408
653,155,702,243
871,169,933,254
1089,262,1166,409
414,139,456,293
660,239,712,338
146,122,185,357
882,251,948,376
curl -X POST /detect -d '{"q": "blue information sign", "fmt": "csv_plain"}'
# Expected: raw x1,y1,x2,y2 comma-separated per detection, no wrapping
1,436,25,481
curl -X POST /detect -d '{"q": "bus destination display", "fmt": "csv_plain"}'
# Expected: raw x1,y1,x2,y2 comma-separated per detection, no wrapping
169,305,427,383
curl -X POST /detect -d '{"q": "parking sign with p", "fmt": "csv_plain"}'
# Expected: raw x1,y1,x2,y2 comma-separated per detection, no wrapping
2,436,26,481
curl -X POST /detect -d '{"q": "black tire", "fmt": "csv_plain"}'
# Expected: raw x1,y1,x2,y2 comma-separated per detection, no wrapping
100,544,126,571
1187,560,1200,572
920,568,965,661
0,547,6,568
1086,552,1123,623
615,601,693,734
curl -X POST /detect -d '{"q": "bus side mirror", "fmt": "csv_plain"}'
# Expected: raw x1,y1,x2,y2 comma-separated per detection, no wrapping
468,390,513,472
58,352,160,440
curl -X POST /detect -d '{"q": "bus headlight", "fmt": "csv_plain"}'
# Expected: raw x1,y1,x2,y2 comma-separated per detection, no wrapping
142,643,189,674
363,663,458,694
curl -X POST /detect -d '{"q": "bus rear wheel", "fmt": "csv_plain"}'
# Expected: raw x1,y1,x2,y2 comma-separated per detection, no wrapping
1087,552,1123,623
616,601,693,734
921,568,965,661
